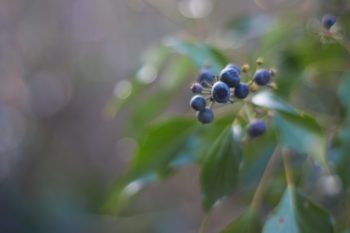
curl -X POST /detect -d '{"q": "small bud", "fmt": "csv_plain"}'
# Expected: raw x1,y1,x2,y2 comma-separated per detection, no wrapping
270,68,277,77
256,57,264,65
249,82,259,92
241,64,250,73
267,82,278,90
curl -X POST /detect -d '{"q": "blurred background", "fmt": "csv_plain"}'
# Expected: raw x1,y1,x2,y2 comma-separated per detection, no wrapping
0,0,348,232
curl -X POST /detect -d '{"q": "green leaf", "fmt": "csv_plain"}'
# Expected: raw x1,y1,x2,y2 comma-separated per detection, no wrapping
262,186,333,233
130,118,197,176
252,91,298,114
128,56,196,134
274,111,327,165
338,73,350,123
103,115,235,214
221,209,261,233
200,126,242,211
165,39,229,72
335,74,350,190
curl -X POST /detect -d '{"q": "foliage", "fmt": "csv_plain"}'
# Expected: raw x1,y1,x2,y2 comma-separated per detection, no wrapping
105,4,350,233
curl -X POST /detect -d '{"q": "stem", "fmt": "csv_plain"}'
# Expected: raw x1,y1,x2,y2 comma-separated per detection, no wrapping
251,145,281,210
282,149,293,186
198,213,210,233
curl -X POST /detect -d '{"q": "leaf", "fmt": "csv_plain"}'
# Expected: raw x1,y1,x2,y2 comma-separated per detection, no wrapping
274,111,327,165
103,115,235,214
130,118,197,177
128,56,196,134
262,185,334,233
165,38,229,72
221,209,261,233
200,126,242,211
335,74,350,190
252,91,298,114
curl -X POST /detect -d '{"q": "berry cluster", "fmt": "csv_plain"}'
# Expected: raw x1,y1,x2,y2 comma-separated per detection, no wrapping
189,59,276,124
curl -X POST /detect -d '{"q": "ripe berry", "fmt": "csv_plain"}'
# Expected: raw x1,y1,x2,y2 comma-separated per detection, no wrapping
322,14,336,29
234,83,249,99
191,82,203,94
225,64,241,75
197,69,215,87
219,67,240,88
247,120,267,137
211,81,231,103
197,108,214,124
254,69,271,86
190,95,206,111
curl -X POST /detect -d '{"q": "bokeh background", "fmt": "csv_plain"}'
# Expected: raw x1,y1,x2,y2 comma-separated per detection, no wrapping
0,0,348,232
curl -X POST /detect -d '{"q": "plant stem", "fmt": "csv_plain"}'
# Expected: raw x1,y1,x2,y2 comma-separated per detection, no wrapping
251,145,281,210
198,213,210,233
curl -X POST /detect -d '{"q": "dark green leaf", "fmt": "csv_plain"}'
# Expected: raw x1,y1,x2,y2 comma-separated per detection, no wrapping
200,126,242,211
274,111,327,165
262,185,333,233
335,74,350,190
221,209,261,233
103,115,235,214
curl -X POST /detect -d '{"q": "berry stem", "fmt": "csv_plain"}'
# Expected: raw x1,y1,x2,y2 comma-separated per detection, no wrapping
250,145,281,210
243,104,253,122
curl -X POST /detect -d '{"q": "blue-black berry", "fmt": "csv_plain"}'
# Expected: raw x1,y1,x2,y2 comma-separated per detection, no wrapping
322,14,336,29
191,82,203,94
211,81,230,103
197,69,215,87
190,95,206,111
254,69,271,86
234,83,249,99
225,64,241,75
247,120,267,137
197,108,214,124
219,67,240,88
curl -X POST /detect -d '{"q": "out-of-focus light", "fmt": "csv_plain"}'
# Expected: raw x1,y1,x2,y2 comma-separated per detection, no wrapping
122,180,143,196
317,175,342,196
29,71,72,118
178,0,213,19
113,80,132,99
137,64,158,84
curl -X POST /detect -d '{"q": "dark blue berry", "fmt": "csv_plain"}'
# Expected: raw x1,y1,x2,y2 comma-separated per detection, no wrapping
322,14,336,29
225,64,241,75
197,69,215,87
247,120,267,137
190,95,206,111
197,108,214,124
254,69,271,86
219,67,240,88
191,82,203,94
211,81,230,103
234,83,249,99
